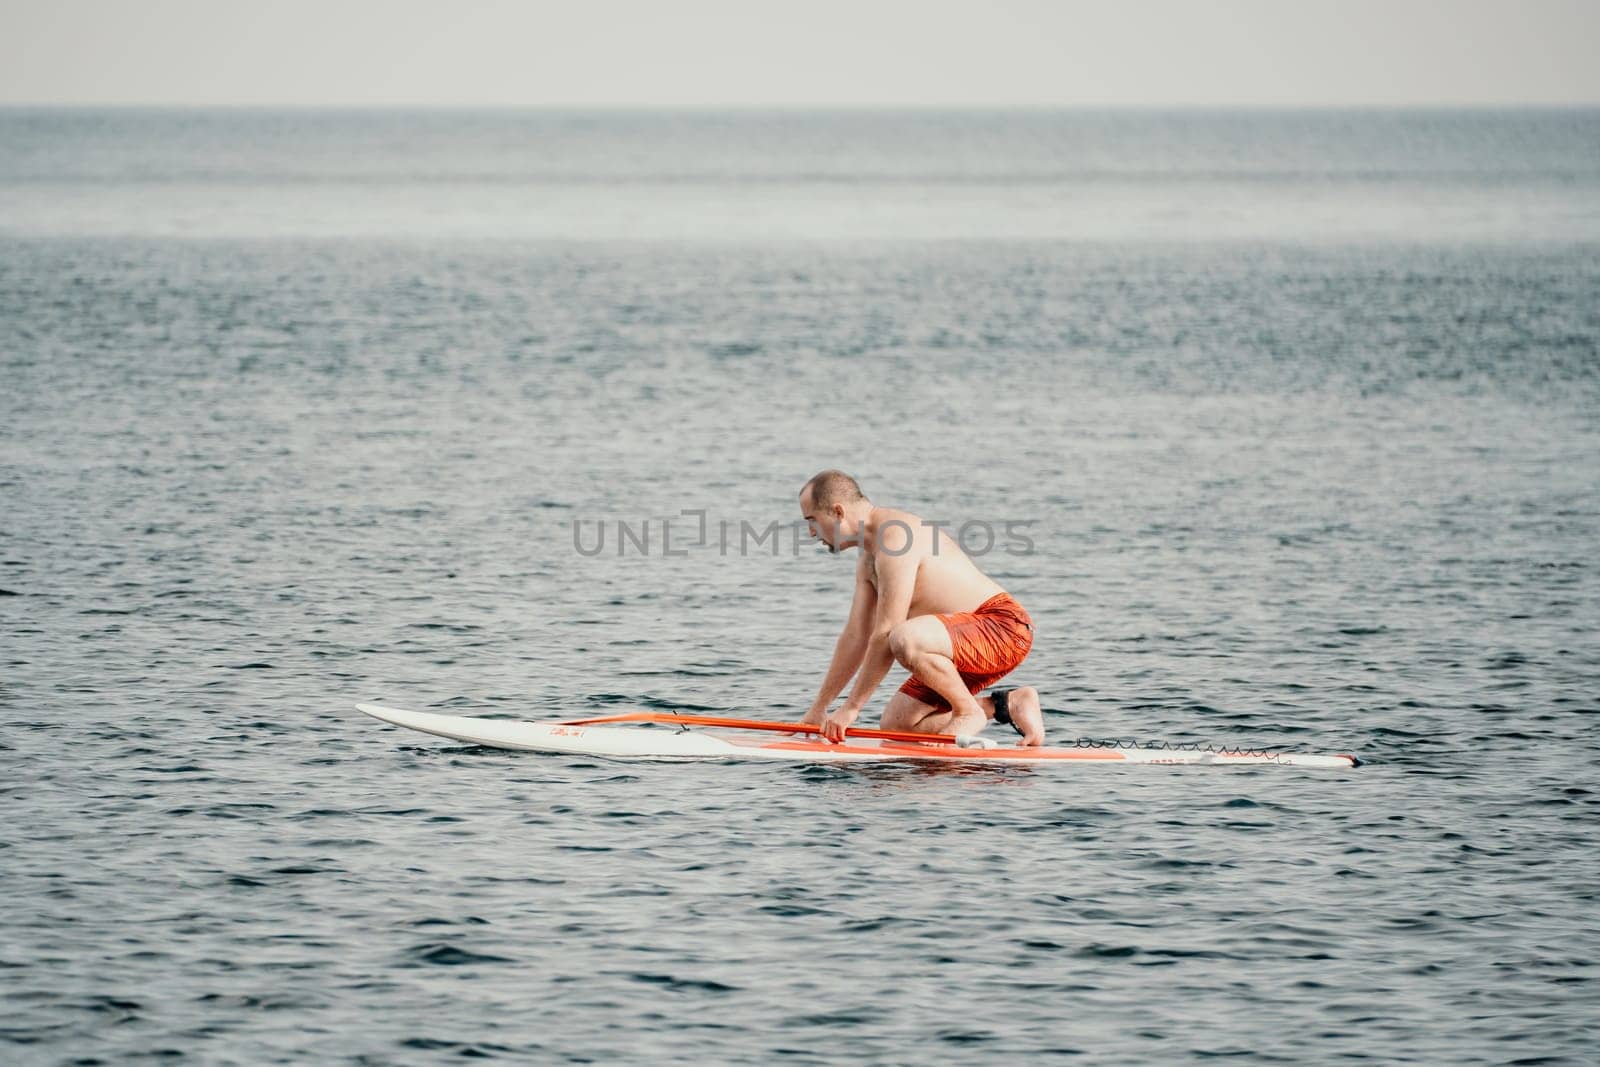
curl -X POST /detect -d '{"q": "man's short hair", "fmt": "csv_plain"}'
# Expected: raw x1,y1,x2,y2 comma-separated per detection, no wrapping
803,469,866,511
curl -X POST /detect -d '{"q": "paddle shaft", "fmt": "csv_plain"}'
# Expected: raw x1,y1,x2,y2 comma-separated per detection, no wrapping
561,711,963,745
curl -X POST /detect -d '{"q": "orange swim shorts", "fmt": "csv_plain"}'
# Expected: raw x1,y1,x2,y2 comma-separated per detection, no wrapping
898,592,1033,711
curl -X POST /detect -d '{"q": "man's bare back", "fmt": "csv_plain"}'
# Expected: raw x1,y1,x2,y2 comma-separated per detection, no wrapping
853,506,1004,619
797,470,1045,746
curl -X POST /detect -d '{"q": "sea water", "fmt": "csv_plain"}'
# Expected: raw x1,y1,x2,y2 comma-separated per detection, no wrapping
2,109,1598,1064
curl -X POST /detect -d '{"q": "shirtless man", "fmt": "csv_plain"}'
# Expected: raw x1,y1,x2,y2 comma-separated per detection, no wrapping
797,470,1045,746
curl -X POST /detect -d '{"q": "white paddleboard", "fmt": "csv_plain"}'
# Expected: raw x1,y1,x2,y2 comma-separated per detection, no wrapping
355,704,1360,768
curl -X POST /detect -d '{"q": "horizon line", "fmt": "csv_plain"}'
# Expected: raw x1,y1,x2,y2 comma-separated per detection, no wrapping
3,101,1600,113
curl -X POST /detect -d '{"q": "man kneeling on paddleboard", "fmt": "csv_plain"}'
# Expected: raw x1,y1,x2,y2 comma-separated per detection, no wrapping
797,470,1045,745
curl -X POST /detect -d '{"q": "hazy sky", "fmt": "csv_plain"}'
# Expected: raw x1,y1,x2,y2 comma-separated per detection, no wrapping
1,0,1596,108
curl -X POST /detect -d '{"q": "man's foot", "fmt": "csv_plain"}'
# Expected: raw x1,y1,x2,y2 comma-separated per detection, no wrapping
989,686,1045,746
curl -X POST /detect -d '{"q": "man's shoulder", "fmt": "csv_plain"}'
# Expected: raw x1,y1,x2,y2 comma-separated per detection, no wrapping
871,506,926,532
868,507,930,560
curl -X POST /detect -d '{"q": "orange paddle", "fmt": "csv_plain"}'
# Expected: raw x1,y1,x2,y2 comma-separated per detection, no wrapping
560,711,964,746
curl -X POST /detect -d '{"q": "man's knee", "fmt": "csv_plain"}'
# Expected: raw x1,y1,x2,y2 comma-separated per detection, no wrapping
887,621,917,663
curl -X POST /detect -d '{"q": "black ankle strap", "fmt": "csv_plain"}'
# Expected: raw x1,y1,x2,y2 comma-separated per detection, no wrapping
990,687,1018,731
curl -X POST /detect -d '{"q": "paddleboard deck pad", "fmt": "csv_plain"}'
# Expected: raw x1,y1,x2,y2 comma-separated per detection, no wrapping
356,703,1360,769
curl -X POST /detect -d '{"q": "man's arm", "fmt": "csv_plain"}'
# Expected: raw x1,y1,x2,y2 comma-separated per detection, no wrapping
800,556,876,726
822,524,918,741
